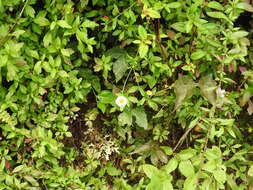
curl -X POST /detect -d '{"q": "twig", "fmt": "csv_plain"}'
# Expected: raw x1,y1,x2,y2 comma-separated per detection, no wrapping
173,124,195,152
122,68,133,92
0,0,30,47
104,2,137,25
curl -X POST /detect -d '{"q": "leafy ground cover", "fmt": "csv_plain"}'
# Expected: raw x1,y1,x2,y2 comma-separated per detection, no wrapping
1,0,253,189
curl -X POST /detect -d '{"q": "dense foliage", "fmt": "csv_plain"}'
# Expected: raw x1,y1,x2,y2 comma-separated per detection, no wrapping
1,0,253,189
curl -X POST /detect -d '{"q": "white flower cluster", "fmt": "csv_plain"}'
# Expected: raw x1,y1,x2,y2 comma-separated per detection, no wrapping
115,96,128,107
83,135,119,161
216,88,226,98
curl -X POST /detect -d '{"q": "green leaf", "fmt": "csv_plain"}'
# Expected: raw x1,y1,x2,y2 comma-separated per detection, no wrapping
183,174,198,190
162,158,178,174
177,148,197,160
139,43,149,58
179,160,195,177
199,74,217,105
132,107,148,129
113,57,128,82
230,31,249,40
98,90,115,104
248,165,253,177
207,2,224,11
206,12,231,23
237,2,253,12
97,101,106,113
174,75,196,110
191,50,206,60
131,141,154,155
213,169,226,184
25,5,35,18
155,149,168,163
205,146,222,160
34,17,50,26
43,32,52,47
12,165,25,173
24,176,39,187
138,25,147,40
146,9,160,18
171,22,186,33
7,63,17,81
81,20,98,28
167,2,181,8
57,20,72,28
107,165,121,176
61,48,74,57
118,110,132,126
185,21,193,33
142,164,159,178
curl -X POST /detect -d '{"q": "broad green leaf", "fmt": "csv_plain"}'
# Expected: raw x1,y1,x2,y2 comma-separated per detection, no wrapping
213,169,226,184
183,174,198,190
113,57,128,82
207,2,224,11
43,32,52,47
81,20,98,28
230,31,249,40
142,164,159,178
167,2,181,8
227,174,239,189
24,176,39,187
61,48,74,57
146,176,163,190
206,12,231,23
155,149,168,163
138,25,147,40
25,5,35,18
171,22,186,33
0,24,8,37
237,2,253,12
0,159,5,170
248,165,253,177
146,9,160,18
185,21,193,33
131,141,154,155
57,20,72,28
205,146,222,160
7,63,17,81
118,110,132,126
34,16,50,26
11,30,25,38
174,75,196,110
132,107,148,129
162,158,178,174
199,74,217,105
97,101,106,113
160,146,173,156
202,160,217,172
139,43,149,58
240,89,253,106
98,90,115,104
179,160,195,177
107,165,121,176
12,165,25,173
92,0,99,5
177,148,197,160
191,50,206,60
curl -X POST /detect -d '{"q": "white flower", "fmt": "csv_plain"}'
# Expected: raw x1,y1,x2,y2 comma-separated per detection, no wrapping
216,88,226,98
115,96,128,107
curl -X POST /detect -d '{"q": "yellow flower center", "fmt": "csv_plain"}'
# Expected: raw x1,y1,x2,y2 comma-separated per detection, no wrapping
146,90,152,96
119,98,125,103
